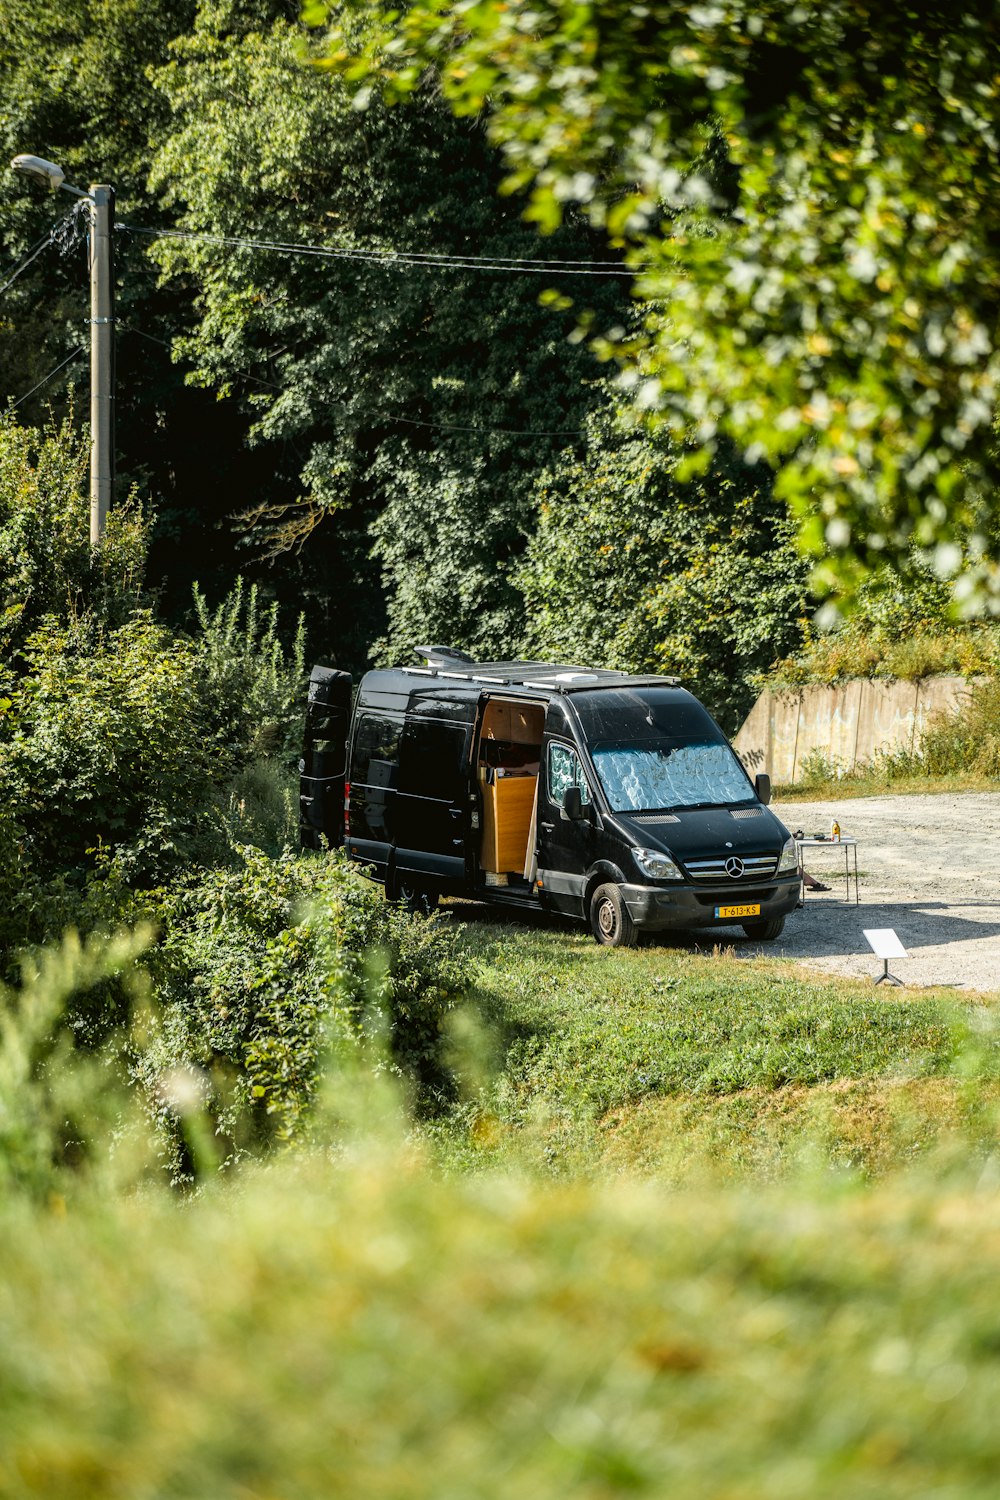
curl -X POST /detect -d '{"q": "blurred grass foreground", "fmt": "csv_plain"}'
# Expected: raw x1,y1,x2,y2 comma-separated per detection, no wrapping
3,1136,1000,1498
3,918,1000,1498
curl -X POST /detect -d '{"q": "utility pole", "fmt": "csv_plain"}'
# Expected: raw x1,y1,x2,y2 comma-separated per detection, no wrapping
9,156,115,546
88,185,115,547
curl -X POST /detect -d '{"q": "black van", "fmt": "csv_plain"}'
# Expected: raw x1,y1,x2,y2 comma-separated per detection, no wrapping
300,647,800,946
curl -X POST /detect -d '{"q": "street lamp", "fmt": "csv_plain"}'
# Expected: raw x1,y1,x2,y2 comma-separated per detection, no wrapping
11,154,114,547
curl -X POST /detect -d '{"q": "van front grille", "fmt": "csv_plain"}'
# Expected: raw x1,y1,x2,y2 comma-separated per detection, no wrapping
683,854,777,882
694,886,778,907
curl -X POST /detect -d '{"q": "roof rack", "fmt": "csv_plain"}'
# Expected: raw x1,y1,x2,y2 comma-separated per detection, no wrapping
398,664,682,692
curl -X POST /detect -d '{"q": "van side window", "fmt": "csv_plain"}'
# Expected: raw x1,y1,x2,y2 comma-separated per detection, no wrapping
398,718,471,800
548,742,591,806
353,714,403,786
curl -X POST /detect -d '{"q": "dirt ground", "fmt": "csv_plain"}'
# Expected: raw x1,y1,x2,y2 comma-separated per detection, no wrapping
751,791,1000,995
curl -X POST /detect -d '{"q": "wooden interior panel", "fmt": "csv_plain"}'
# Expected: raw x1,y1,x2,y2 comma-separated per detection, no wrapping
481,776,538,874
477,698,544,875
480,700,544,746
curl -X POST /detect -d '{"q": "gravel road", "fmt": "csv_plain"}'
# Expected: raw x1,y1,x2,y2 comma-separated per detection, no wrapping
744,792,1000,994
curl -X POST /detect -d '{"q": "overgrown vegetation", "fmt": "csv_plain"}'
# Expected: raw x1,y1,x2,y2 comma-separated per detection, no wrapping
519,404,810,731
765,567,1000,690
0,412,468,1177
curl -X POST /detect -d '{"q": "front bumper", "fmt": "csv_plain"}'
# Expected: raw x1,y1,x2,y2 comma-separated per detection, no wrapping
620,875,801,932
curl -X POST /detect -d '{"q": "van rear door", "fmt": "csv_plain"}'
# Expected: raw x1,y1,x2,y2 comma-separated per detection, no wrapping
300,666,352,851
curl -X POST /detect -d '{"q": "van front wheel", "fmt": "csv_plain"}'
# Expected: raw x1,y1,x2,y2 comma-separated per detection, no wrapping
589,883,638,948
742,916,785,941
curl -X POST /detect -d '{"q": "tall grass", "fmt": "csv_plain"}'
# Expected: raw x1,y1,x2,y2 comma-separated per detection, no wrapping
4,1104,1000,1496
767,622,1000,689
3,919,1000,1496
192,577,307,758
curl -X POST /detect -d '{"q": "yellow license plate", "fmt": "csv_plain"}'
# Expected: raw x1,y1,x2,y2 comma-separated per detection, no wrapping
715,903,761,919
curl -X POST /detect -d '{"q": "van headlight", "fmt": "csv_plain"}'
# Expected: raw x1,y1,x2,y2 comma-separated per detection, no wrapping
634,847,684,881
777,836,799,874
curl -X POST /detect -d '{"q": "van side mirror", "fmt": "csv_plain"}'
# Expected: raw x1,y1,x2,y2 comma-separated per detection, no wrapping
561,785,584,821
754,772,772,806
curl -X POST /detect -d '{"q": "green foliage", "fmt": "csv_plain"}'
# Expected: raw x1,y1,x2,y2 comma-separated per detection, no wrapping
192,576,306,758
7,1132,1000,1494
0,926,154,1199
147,0,627,662
0,0,200,446
518,404,810,730
133,847,468,1168
0,614,217,883
318,0,1000,610
903,678,1000,780
0,412,149,661
766,566,1000,689
2,915,1000,1494
208,755,300,857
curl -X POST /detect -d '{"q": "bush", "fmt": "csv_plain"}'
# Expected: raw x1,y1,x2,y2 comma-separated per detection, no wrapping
0,583,307,915
0,410,149,664
915,677,1000,777
192,577,306,761
132,847,469,1174
764,565,1000,690
0,614,219,884
6,1147,1000,1498
0,926,154,1200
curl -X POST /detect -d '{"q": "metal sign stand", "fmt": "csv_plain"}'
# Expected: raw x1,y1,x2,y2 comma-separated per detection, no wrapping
864,929,908,987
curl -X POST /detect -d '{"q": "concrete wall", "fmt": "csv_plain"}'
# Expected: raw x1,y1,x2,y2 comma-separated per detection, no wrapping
734,675,978,782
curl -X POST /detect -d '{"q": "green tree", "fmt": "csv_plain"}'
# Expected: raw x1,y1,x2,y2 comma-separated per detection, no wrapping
0,0,194,410
0,0,306,625
146,0,630,663
517,401,810,730
317,0,1000,611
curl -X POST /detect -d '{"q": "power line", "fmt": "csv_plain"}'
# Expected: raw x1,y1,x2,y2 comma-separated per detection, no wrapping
118,321,582,438
0,226,60,297
117,221,640,278
11,346,84,408
386,410,581,437
0,206,82,298
119,321,284,391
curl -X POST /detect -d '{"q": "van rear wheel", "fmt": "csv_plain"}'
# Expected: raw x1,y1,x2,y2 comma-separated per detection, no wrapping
393,878,439,918
589,883,638,948
742,916,785,941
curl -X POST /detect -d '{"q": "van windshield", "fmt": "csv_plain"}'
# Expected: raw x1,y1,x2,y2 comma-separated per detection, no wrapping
570,685,752,812
591,738,754,812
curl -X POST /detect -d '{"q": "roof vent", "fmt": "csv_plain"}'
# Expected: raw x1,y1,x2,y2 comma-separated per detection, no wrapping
412,644,476,667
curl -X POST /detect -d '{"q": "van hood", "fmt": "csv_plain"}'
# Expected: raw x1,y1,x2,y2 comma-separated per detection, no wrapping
612,806,790,859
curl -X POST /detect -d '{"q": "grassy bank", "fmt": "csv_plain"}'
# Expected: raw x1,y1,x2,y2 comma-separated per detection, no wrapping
431,917,1000,1181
